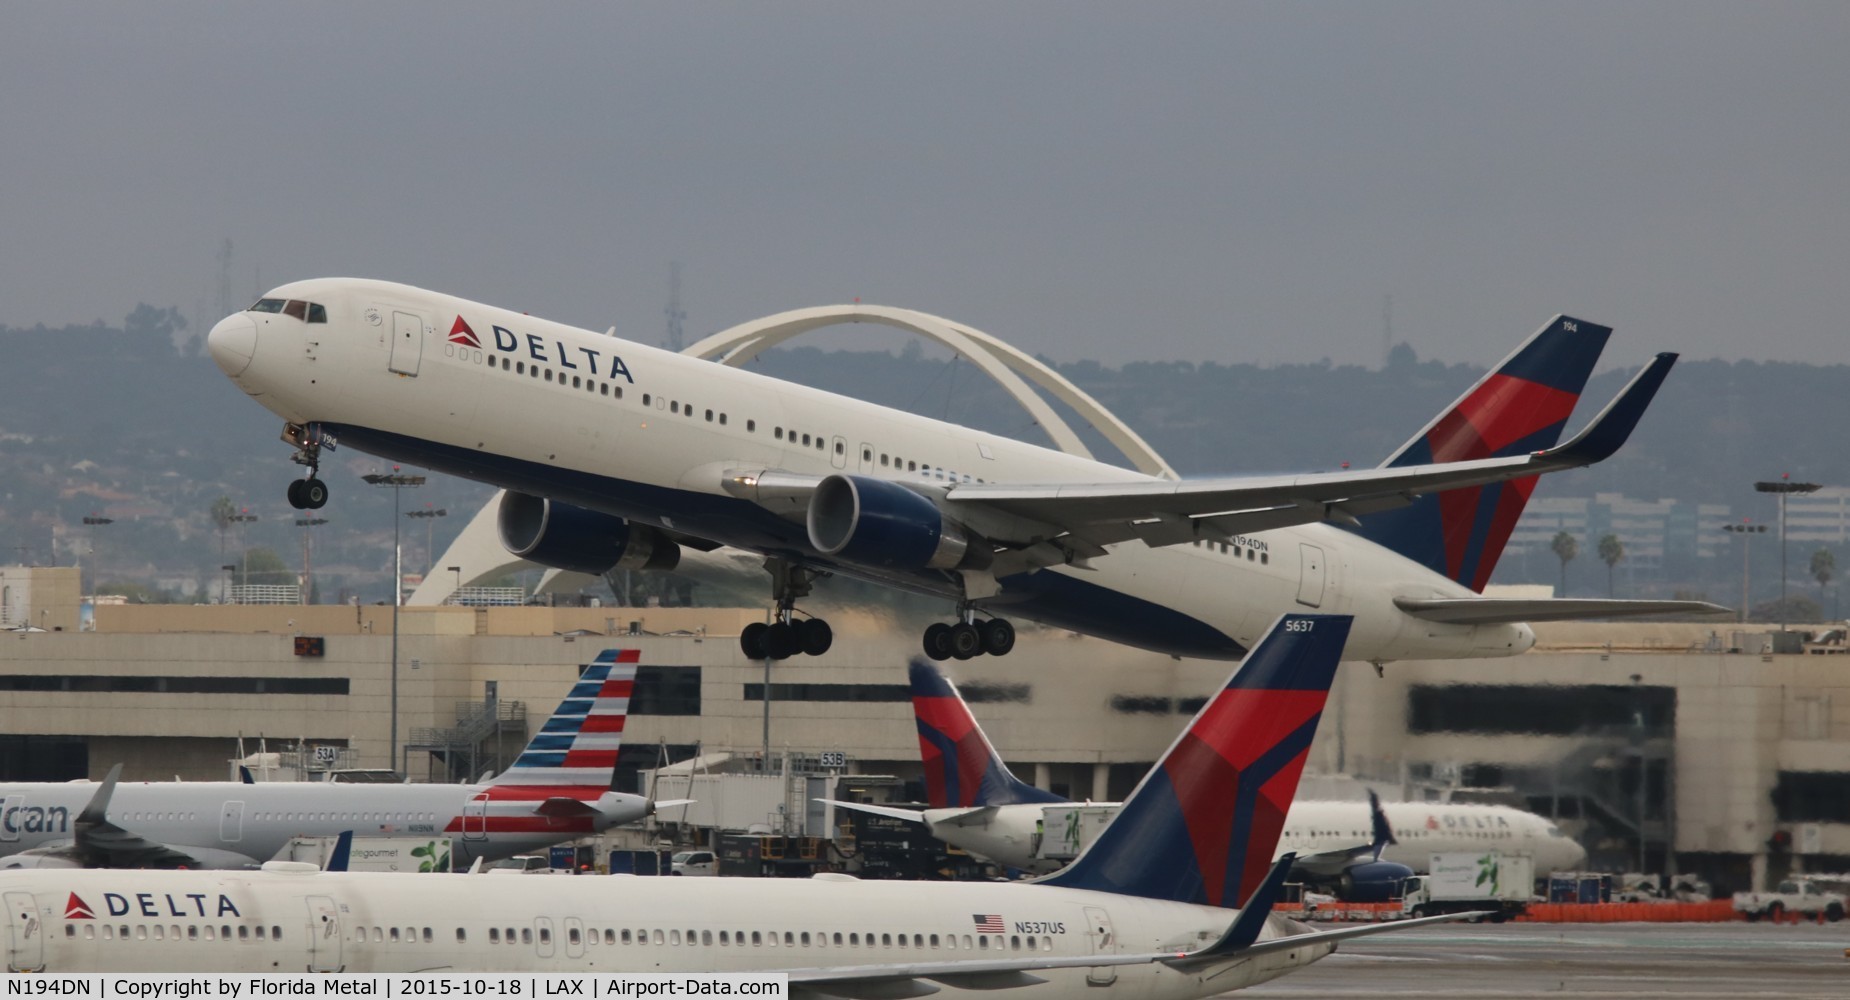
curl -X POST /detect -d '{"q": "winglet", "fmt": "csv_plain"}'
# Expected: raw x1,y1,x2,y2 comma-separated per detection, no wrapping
1204,854,1296,956
238,765,256,785
1368,790,1396,861
1539,353,1677,466
75,764,124,827
324,831,353,872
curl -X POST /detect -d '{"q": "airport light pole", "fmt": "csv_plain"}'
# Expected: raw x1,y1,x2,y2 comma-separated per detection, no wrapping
1755,477,1822,627
80,515,112,587
1723,521,1766,623
363,468,425,774
405,506,447,580
224,509,257,599
294,517,328,605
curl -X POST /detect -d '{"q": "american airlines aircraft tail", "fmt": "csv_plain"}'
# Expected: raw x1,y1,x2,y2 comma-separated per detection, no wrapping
910,658,1063,808
1348,316,1609,591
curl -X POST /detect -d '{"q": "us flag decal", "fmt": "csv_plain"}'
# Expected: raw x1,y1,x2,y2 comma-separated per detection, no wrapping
972,913,1004,933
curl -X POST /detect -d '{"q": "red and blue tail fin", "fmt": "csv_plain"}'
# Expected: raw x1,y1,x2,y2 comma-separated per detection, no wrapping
487,648,637,797
910,658,1064,808
1040,613,1350,908
1349,316,1610,591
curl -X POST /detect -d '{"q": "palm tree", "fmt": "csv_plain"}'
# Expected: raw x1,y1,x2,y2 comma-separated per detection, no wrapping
1598,534,1624,598
1551,531,1578,597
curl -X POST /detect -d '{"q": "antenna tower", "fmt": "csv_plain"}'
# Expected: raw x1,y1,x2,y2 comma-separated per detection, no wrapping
664,262,686,352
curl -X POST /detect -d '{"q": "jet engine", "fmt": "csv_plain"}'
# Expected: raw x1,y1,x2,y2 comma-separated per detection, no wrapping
498,492,681,575
1335,859,1416,903
806,475,989,571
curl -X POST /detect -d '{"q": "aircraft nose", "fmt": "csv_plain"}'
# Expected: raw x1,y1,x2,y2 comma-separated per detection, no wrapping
207,313,257,376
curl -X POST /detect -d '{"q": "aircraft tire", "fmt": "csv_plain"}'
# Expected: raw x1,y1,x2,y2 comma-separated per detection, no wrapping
922,623,954,661
798,618,833,657
949,622,982,660
303,477,329,509
977,618,1015,656
740,622,769,660
764,621,799,660
286,479,308,509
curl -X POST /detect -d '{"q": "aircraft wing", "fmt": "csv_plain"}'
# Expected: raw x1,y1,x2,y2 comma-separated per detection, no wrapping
947,353,1677,558
1396,596,1730,624
53,764,241,869
728,353,1676,574
784,857,1481,999
823,799,927,824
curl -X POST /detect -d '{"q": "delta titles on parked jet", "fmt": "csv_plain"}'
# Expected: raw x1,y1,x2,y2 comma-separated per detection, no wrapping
1,613,1487,996
0,650,680,870
207,280,1723,666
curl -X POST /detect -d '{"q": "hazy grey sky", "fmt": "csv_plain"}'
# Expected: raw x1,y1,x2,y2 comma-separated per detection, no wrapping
4,2,1846,369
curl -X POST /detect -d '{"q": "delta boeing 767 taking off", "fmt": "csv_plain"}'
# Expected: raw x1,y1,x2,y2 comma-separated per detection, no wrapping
206,279,1721,664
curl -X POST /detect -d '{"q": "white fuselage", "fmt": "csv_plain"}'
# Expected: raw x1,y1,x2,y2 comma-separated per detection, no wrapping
209,278,1533,662
915,799,1585,876
0,867,1334,996
0,781,644,869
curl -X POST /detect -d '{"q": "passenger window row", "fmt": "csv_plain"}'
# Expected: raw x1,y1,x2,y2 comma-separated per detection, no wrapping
71,922,282,942
1191,539,1269,565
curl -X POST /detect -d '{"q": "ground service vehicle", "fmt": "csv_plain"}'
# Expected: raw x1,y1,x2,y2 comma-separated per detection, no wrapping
1401,853,1534,921
1733,878,1848,922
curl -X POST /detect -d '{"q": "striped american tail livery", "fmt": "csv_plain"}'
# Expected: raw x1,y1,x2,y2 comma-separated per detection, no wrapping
1347,315,1610,591
909,658,1064,808
468,649,637,822
1041,613,1351,908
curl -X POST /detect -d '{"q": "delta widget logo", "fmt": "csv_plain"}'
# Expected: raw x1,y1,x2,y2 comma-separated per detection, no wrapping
448,316,482,349
65,893,94,919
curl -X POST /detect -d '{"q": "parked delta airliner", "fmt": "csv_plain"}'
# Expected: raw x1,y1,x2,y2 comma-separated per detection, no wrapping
207,280,1721,664
829,658,1585,892
0,614,1481,993
0,651,674,870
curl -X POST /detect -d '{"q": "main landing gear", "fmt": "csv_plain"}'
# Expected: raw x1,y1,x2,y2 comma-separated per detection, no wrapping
740,559,834,661
282,422,331,510
922,608,1015,661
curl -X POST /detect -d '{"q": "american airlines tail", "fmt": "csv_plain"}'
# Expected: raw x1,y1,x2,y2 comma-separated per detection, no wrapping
1349,315,1610,591
1042,613,1351,907
486,648,637,796
910,658,1063,808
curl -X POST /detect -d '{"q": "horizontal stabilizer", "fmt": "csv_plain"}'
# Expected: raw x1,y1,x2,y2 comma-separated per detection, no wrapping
822,799,927,824
1395,596,1732,625
649,798,696,811
533,797,599,818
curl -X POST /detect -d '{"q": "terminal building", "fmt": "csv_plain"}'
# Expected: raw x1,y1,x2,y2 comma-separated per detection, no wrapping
1,565,1846,894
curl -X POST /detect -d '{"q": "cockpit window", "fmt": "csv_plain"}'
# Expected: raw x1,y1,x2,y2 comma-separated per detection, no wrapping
251,298,327,322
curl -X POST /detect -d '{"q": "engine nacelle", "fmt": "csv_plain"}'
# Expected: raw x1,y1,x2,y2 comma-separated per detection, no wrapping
498,492,680,575
1336,859,1416,903
807,475,987,571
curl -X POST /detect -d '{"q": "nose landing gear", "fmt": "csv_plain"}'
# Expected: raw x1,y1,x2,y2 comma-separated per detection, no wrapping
922,608,1015,661
282,422,333,510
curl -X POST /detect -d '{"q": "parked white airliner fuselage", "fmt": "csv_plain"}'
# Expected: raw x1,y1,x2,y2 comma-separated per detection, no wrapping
208,279,1532,662
0,781,641,870
0,866,1331,992
899,798,1585,876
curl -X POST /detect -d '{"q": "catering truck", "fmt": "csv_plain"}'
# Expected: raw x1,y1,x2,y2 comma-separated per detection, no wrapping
1400,852,1533,921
